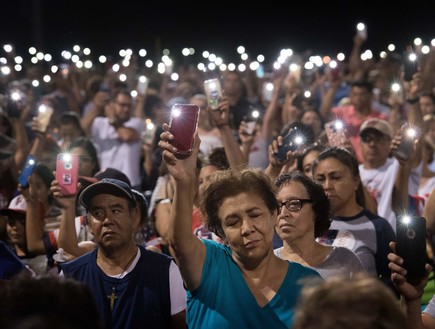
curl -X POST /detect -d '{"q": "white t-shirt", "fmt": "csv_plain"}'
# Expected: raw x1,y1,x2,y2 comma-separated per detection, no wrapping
91,117,144,187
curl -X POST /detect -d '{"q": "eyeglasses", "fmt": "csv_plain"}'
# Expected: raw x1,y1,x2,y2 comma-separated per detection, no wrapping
278,199,313,212
361,134,390,143
115,102,132,108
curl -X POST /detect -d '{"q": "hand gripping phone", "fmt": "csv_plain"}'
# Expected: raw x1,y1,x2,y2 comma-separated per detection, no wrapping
275,127,305,162
169,104,200,159
56,153,79,196
393,123,418,161
396,215,427,282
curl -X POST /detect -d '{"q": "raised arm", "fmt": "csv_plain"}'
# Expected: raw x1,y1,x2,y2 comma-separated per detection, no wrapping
159,127,206,291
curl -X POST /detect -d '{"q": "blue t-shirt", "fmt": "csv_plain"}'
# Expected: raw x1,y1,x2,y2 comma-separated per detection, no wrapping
187,239,321,329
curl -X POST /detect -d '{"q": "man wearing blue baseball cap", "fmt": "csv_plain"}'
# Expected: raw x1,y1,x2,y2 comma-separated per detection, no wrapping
60,178,187,329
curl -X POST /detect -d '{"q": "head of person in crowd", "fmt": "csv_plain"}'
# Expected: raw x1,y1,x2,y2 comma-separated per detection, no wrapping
292,273,407,329
300,108,324,141
79,178,139,253
311,147,366,214
419,90,435,117
111,88,134,124
275,171,331,239
297,143,327,178
57,111,85,149
68,137,100,178
359,117,393,169
347,79,375,114
0,195,28,254
201,167,279,244
0,273,104,329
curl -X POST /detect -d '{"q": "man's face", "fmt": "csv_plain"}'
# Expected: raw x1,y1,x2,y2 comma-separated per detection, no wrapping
360,129,391,168
88,194,138,253
114,94,132,122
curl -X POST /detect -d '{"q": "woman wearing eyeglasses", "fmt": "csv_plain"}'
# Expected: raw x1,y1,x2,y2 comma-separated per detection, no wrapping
311,147,397,294
274,171,365,279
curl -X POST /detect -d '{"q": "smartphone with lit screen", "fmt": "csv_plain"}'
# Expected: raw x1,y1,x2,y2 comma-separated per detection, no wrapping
19,155,37,188
325,120,347,147
396,215,427,282
169,104,200,159
56,153,79,196
275,127,306,162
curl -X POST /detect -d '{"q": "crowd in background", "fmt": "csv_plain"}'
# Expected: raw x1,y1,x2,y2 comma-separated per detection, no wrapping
2,29,435,329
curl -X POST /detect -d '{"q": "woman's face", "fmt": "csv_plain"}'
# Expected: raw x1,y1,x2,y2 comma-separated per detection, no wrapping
301,111,322,136
218,192,276,263
301,150,320,178
313,157,359,213
7,217,26,247
275,182,315,244
70,146,96,177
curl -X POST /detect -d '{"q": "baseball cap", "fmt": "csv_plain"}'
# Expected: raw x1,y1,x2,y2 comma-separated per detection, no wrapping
79,167,131,188
79,178,137,209
0,195,27,219
359,118,392,139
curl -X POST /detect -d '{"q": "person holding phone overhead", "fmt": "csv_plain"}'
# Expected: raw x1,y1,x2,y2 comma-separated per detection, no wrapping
388,242,435,329
159,124,321,328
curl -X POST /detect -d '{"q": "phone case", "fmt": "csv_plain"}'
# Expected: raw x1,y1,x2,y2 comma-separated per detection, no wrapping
396,216,427,279
56,154,79,196
276,127,305,161
35,104,54,133
19,155,37,188
203,78,222,110
325,121,347,147
169,104,200,159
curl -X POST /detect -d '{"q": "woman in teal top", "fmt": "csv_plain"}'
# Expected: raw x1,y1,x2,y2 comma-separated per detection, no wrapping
159,98,321,329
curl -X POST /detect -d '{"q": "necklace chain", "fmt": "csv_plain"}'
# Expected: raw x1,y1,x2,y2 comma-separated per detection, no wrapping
107,250,137,311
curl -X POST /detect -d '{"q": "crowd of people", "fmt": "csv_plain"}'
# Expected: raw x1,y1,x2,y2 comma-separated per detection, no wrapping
1,30,435,328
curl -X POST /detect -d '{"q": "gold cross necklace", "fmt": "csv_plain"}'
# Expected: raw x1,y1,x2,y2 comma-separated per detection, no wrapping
107,251,137,311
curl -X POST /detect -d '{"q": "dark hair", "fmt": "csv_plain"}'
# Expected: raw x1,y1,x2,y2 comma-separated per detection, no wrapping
201,168,278,240
0,273,103,329
68,137,100,176
350,79,373,93
132,189,149,227
275,171,331,237
296,143,326,173
205,147,230,170
58,111,85,136
311,147,366,208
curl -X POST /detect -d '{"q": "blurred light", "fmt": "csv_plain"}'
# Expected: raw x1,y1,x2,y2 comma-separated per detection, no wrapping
237,46,245,54
99,55,107,63
83,48,91,55
36,52,44,60
32,80,40,87
387,44,396,52
1,66,11,75
241,53,248,61
28,47,37,55
43,75,51,83
336,53,345,61
237,63,246,72
413,38,422,46
3,44,13,53
422,45,430,54
73,45,81,52
145,59,153,68
14,64,22,72
138,49,147,57
119,73,127,81
257,54,265,63
14,56,23,64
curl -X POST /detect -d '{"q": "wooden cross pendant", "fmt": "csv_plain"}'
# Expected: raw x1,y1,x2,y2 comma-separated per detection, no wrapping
107,287,118,311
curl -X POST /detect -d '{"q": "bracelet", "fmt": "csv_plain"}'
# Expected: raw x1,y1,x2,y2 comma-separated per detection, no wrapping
406,97,420,105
